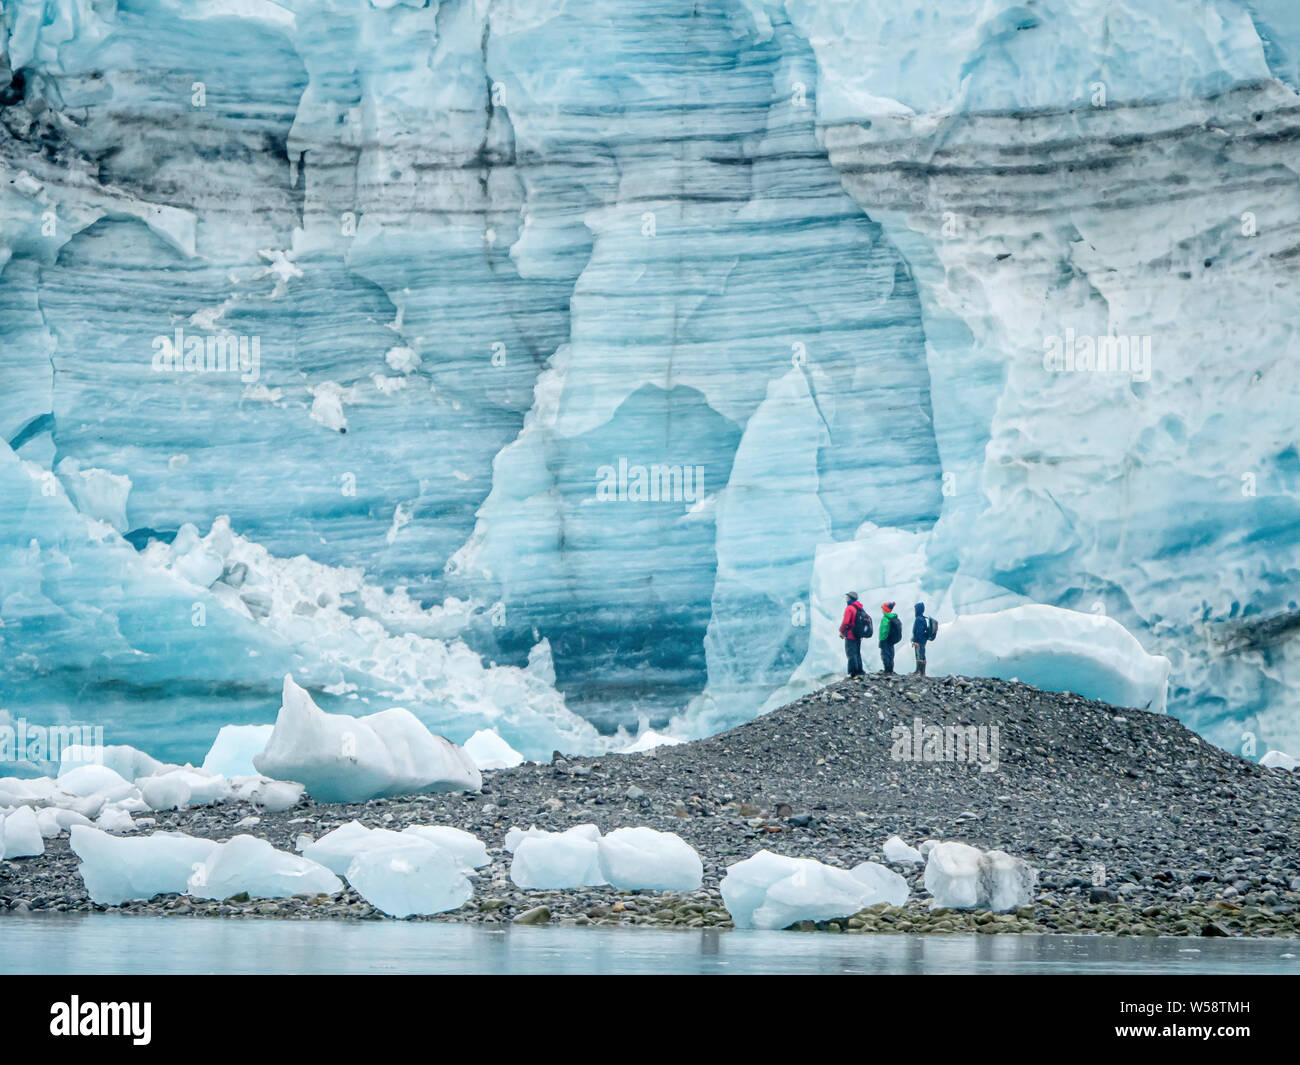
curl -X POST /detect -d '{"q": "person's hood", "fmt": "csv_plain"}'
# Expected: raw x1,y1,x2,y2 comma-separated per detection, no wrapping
915,602,925,615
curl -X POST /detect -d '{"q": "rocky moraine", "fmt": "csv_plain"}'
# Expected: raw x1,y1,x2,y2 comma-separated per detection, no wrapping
3,674,1298,938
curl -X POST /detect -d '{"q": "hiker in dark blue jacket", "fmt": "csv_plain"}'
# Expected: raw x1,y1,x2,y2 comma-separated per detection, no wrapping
911,602,931,675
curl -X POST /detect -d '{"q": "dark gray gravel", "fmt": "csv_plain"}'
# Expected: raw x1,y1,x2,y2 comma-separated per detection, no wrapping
3,673,1298,936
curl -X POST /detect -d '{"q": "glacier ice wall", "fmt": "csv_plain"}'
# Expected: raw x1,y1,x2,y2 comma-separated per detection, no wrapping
1,0,1298,761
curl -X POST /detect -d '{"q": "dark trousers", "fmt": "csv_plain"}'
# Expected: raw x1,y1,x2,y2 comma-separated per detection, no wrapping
844,638,863,676
880,641,895,673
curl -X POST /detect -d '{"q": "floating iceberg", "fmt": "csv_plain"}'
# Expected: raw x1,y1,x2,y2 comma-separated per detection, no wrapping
923,842,1038,912
188,834,342,900
1260,750,1297,771
0,806,45,859
70,826,218,905
881,835,924,864
596,827,703,892
509,824,606,889
346,841,474,918
253,675,482,803
463,729,524,770
720,850,904,930
202,725,274,778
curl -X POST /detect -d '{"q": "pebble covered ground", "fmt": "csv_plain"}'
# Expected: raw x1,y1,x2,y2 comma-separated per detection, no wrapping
3,673,1299,936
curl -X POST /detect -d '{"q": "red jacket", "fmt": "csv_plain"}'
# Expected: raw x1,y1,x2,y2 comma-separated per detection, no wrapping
839,600,864,638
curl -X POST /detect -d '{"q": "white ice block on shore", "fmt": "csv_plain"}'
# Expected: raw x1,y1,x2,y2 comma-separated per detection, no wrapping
1,805,45,858
510,824,606,889
882,835,924,864
923,841,1037,911
463,729,524,770
720,850,905,930
346,841,473,918
850,860,910,906
401,825,490,869
70,826,217,905
596,827,703,892
253,675,481,802
301,820,418,875
1260,749,1297,771
202,724,274,778
188,834,342,900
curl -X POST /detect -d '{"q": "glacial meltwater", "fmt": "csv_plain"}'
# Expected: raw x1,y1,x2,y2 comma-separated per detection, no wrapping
2,916,1297,975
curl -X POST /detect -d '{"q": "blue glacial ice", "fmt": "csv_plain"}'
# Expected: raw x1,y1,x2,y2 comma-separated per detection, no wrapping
1,0,1298,764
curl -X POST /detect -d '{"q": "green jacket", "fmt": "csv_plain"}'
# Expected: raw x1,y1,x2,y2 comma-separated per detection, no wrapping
879,611,899,643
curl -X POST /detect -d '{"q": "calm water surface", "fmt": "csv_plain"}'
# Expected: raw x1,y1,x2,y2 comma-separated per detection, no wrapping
2,915,1297,974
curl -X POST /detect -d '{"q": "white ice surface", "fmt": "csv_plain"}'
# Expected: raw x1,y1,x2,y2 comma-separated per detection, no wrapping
596,827,703,892
253,674,482,802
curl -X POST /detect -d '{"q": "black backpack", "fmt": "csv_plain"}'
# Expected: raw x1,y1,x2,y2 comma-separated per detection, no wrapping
926,616,939,641
852,604,872,639
887,615,902,645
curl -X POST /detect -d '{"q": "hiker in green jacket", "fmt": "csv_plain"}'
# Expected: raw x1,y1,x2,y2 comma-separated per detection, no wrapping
878,600,902,675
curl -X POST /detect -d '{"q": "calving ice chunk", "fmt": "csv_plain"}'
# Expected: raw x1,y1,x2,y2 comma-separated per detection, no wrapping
720,850,908,930
923,842,1038,912
253,675,481,803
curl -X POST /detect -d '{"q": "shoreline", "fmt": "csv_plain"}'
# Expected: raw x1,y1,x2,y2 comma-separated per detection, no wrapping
3,674,1298,935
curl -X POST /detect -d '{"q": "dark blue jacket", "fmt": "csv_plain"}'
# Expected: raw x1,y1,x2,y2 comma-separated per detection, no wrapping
912,605,929,644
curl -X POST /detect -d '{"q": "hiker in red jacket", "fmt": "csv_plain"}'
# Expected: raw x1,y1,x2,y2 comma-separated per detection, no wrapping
838,591,869,677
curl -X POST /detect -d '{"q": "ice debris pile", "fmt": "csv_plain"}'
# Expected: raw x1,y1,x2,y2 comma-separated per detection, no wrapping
0,747,304,847
58,814,1036,928
253,676,482,803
